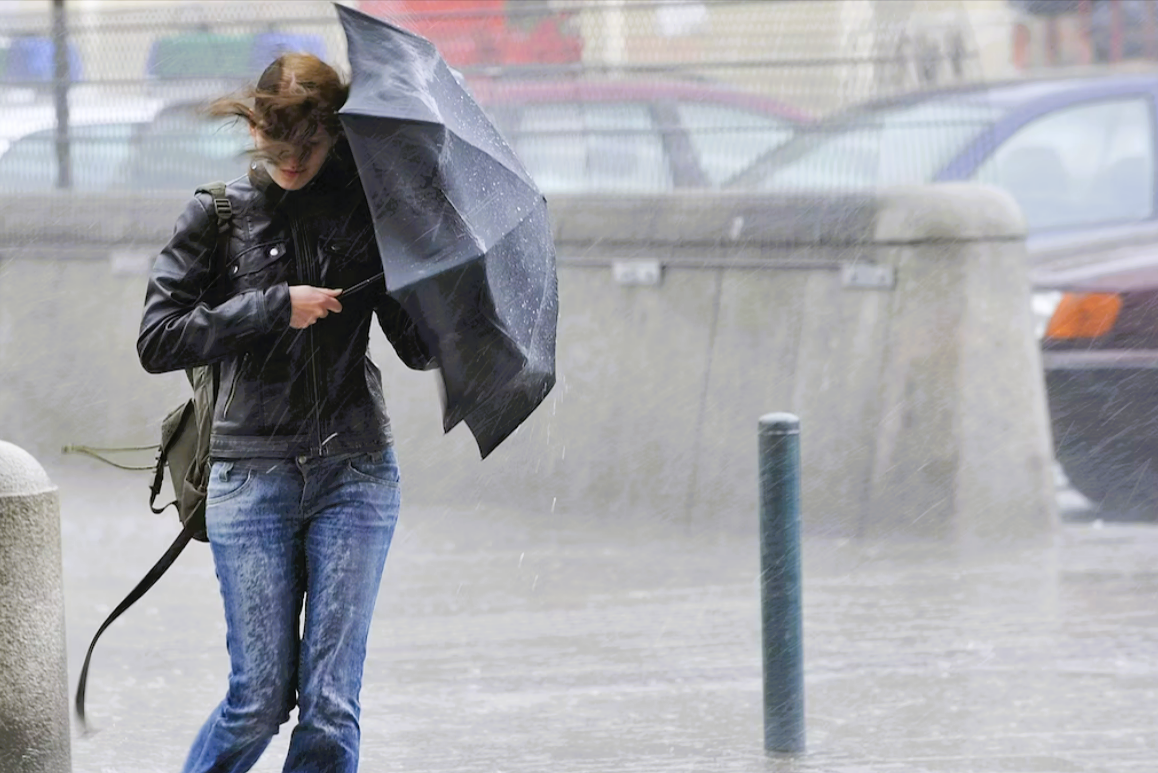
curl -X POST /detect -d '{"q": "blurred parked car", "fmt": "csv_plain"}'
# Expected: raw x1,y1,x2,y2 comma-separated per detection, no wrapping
0,121,146,192
0,78,805,195
0,90,166,156
118,100,249,191
0,99,248,193
730,72,1157,236
1034,234,1158,520
731,71,1158,518
469,77,808,192
0,96,170,191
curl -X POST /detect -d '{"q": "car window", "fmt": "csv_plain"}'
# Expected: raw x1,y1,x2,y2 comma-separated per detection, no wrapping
971,97,1155,232
0,123,138,192
123,106,249,190
504,102,673,193
674,103,795,187
744,99,1003,191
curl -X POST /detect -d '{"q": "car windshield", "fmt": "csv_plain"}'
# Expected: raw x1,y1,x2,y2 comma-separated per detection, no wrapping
735,97,1006,192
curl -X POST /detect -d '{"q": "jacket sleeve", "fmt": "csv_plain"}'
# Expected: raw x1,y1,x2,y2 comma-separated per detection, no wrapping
375,292,439,371
137,194,292,374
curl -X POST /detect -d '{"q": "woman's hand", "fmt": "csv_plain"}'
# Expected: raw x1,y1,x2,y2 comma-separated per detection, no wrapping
289,285,343,329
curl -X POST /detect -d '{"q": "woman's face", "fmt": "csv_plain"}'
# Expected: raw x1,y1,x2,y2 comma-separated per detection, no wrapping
250,125,335,191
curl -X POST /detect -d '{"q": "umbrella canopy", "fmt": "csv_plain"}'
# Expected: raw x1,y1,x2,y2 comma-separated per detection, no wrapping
335,4,558,459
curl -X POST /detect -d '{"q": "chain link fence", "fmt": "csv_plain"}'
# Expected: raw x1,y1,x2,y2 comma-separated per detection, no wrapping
0,0,1083,195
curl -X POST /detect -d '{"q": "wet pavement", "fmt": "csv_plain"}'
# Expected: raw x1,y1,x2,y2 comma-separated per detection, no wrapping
37,456,1158,773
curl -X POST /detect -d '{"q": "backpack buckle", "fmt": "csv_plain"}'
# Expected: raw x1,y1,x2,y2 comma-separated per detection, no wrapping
212,197,232,233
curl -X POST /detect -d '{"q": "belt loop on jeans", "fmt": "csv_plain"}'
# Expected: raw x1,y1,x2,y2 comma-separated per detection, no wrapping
217,461,234,481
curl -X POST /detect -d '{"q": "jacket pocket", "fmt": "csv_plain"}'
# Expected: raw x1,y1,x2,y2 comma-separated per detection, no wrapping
226,241,289,289
322,235,377,292
222,353,248,421
321,227,373,262
322,237,355,258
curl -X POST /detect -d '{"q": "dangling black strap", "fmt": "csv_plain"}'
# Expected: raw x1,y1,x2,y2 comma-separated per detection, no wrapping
75,523,197,732
75,181,232,732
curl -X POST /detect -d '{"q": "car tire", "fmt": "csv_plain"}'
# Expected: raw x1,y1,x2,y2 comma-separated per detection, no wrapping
1056,442,1158,521
1047,368,1158,522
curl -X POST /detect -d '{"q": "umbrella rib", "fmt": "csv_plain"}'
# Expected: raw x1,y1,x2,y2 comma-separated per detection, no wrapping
358,137,529,260
444,126,534,187
344,110,534,191
353,139,477,257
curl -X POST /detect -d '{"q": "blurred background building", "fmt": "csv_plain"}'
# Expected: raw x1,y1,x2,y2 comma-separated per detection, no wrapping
0,0,1155,194
0,0,1065,115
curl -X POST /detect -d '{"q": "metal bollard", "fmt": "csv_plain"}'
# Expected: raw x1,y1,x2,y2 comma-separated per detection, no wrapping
758,413,805,754
0,441,71,772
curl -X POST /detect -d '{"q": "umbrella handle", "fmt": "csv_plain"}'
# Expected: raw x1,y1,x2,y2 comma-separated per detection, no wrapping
341,272,385,297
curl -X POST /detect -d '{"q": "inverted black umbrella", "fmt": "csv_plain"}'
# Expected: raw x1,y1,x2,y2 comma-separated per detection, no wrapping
335,4,558,459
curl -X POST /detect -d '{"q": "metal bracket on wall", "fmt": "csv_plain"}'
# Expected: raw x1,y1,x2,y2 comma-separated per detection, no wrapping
841,262,896,290
612,259,663,286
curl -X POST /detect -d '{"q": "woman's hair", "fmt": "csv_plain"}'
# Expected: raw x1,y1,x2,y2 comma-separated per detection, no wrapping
209,53,350,165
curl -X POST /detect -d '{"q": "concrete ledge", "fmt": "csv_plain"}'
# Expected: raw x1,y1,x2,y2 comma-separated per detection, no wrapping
0,186,1054,542
1,190,880,250
0,187,1016,254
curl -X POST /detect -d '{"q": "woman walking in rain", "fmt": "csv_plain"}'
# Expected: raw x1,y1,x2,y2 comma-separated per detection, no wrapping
137,53,435,773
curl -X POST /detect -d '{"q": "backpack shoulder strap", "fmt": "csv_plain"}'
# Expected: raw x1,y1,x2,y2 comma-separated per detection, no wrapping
195,181,229,394
196,182,232,277
145,185,231,514
196,181,232,233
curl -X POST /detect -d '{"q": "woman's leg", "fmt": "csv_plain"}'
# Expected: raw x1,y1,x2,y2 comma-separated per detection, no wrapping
283,448,400,773
182,460,306,773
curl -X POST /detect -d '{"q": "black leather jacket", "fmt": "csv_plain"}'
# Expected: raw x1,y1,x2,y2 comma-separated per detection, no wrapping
137,142,436,460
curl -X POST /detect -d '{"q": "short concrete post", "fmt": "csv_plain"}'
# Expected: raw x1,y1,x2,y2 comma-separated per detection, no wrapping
0,441,71,772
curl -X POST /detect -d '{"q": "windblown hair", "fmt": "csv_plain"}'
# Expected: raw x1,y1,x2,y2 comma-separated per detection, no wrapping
209,53,350,165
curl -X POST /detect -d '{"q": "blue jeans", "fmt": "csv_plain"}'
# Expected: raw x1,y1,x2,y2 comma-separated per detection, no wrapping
182,448,400,773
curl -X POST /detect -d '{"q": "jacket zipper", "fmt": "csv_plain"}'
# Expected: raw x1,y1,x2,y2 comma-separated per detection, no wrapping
291,218,326,455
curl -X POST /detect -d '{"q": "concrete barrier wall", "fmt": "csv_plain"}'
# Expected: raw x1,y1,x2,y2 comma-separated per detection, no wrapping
0,185,1056,541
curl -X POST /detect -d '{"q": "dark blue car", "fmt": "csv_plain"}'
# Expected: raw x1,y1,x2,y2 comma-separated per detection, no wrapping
731,73,1157,237
731,72,1158,519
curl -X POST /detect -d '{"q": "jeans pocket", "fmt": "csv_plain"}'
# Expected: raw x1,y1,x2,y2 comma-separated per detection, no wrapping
207,461,255,503
346,450,400,487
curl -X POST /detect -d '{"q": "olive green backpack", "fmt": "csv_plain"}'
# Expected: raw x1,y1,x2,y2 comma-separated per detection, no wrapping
70,182,230,730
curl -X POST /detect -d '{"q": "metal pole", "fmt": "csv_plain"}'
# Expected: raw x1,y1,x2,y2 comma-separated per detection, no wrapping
0,441,71,772
52,0,72,190
758,413,805,755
